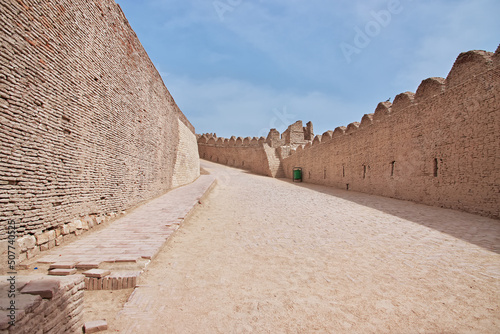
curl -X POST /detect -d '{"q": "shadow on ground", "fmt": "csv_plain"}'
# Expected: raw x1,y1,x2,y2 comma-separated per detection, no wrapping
277,178,500,254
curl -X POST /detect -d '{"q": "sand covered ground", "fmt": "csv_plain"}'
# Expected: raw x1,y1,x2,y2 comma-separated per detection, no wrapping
95,160,499,333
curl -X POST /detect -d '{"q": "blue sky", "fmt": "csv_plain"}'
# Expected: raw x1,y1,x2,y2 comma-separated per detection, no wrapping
115,0,499,138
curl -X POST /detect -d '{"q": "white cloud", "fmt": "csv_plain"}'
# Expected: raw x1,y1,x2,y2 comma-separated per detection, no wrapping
393,0,500,90
165,74,360,138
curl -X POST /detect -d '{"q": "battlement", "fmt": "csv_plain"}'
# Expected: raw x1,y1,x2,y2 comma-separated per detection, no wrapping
198,120,314,150
198,47,500,218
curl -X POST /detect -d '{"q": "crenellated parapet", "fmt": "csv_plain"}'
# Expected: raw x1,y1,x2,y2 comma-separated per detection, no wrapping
285,48,498,157
280,47,499,219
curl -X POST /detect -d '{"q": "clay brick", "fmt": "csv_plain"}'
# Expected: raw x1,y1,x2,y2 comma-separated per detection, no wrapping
83,320,108,333
48,268,77,276
75,262,101,270
67,223,76,233
84,278,90,290
35,232,49,245
83,269,110,278
49,262,77,269
47,230,56,241
20,279,60,299
26,246,40,259
73,220,83,230
61,224,70,235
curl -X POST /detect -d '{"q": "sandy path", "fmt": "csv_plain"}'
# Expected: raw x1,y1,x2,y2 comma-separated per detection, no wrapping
116,160,499,333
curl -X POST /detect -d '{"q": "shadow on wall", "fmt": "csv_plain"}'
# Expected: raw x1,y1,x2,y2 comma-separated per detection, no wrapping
277,178,500,255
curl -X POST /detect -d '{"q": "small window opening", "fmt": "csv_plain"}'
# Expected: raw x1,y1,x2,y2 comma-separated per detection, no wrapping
391,161,395,177
433,158,439,177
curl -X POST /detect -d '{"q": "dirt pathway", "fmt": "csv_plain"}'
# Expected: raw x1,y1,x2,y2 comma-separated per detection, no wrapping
116,160,499,333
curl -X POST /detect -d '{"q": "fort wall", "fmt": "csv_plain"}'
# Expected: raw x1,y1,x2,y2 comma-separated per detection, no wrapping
197,121,312,177
197,136,274,176
0,0,200,258
282,48,500,219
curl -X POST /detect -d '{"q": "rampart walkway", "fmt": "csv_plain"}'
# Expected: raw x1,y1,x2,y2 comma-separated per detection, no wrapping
115,160,500,333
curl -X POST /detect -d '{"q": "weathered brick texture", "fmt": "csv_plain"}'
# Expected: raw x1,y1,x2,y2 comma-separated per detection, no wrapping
0,0,200,244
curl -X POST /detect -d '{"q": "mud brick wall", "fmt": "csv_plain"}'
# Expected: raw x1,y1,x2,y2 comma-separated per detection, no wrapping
282,49,500,219
0,0,200,246
172,119,201,188
0,275,85,333
197,136,278,177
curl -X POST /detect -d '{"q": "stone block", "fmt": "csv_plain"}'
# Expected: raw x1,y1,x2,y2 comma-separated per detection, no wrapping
35,233,49,245
20,279,60,299
67,223,76,233
26,246,40,259
83,320,108,333
47,230,56,241
75,262,101,270
74,220,83,229
83,269,110,278
61,224,70,235
49,262,77,269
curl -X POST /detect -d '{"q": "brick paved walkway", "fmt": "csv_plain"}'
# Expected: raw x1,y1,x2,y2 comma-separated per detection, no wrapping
115,160,500,333
29,175,215,279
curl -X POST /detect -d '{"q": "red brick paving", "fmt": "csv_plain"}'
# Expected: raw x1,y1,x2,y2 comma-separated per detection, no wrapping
32,175,215,285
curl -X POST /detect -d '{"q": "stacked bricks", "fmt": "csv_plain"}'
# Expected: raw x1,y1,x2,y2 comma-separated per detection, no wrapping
0,0,200,246
83,270,139,291
14,215,111,264
0,275,85,333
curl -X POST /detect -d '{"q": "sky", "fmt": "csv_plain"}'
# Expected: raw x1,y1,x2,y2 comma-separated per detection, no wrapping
114,0,499,138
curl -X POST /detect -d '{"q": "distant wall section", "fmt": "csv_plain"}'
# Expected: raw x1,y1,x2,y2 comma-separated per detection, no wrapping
197,136,273,177
172,119,201,188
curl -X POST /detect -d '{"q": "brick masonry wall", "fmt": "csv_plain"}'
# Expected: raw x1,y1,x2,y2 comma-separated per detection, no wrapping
0,0,200,246
282,49,500,219
198,136,274,177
